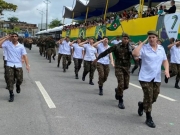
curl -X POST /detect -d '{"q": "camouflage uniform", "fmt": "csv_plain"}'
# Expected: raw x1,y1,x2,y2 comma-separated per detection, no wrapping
46,39,56,63
97,62,110,86
6,66,23,91
83,60,97,79
62,54,71,70
97,42,132,98
73,58,83,75
169,63,180,80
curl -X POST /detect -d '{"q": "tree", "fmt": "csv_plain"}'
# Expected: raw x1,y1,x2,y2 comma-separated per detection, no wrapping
8,16,19,22
13,26,20,32
48,18,62,28
0,0,17,15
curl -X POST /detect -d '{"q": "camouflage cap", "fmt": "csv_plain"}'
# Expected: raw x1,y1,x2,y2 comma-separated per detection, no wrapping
147,31,158,36
122,33,129,38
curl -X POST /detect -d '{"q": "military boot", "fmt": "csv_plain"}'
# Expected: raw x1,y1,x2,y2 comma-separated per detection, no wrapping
145,112,156,128
9,91,14,102
138,101,143,116
99,86,103,96
118,96,125,109
75,74,79,79
115,88,118,100
175,80,180,89
89,79,94,85
16,84,21,94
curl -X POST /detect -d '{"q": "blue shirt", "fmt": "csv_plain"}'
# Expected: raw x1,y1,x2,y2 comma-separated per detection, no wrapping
2,41,27,68
139,43,167,82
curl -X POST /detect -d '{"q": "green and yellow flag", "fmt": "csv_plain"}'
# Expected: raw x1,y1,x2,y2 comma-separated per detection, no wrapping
107,16,121,31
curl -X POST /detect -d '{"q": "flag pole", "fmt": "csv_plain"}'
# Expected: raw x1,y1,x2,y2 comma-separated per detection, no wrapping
120,25,124,33
85,7,89,23
71,12,74,24
104,0,109,21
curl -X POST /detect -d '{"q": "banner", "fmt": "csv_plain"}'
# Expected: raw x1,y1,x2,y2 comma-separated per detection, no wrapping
164,13,180,40
78,28,86,39
95,26,106,40
66,29,71,37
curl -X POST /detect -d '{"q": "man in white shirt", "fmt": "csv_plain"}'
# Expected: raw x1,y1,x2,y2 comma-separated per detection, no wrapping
0,33,30,102
165,40,180,89
110,36,122,45
61,36,72,72
132,31,169,128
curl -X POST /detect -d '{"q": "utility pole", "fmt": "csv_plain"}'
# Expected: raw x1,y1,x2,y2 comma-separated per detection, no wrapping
44,0,51,31
37,9,44,31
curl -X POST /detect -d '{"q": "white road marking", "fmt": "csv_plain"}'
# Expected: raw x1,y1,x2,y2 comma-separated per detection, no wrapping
35,81,56,108
129,83,176,102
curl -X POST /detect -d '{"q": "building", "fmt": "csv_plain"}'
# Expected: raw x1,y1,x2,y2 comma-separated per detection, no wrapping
0,20,38,37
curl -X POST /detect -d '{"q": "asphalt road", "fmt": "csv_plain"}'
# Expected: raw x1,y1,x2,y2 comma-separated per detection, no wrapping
0,45,180,135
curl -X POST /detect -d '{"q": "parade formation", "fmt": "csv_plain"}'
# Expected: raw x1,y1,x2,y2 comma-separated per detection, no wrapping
0,0,180,133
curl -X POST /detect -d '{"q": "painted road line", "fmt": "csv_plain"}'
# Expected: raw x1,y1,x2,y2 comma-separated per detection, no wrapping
35,81,56,108
129,83,176,102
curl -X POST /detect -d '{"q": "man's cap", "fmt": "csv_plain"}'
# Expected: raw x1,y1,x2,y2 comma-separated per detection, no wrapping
122,33,129,38
158,38,163,43
147,31,158,36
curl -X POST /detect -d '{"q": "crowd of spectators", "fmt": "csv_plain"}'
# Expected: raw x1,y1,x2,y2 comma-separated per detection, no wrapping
62,0,176,31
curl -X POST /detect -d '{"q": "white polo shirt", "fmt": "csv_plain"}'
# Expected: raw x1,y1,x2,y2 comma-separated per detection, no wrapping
139,43,167,82
3,47,7,60
97,43,110,65
72,43,84,59
83,44,97,61
2,41,27,68
58,43,63,54
62,40,71,55
111,40,122,45
170,45,180,64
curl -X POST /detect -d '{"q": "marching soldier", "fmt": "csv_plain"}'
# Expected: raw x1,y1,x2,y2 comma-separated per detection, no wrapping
92,36,114,95
132,31,169,128
57,38,63,67
93,33,133,108
0,33,30,102
165,39,180,89
46,36,56,63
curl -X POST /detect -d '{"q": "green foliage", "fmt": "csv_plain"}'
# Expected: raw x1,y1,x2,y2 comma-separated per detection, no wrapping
0,0,17,15
48,18,62,28
8,16,19,22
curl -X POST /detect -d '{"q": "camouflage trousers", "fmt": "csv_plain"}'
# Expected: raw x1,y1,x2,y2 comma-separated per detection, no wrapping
97,62,110,86
115,67,130,96
139,80,161,113
83,60,96,79
62,54,72,69
39,46,45,55
73,58,83,74
5,66,23,91
57,53,63,65
47,48,56,62
170,63,180,80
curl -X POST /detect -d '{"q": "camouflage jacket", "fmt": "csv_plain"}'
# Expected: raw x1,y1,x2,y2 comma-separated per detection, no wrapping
46,40,56,49
97,42,133,67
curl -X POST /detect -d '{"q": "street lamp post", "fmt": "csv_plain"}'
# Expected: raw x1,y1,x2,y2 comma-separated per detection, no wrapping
37,9,44,31
44,0,51,31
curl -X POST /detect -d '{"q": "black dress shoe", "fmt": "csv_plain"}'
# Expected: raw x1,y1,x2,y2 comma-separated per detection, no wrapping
16,85,21,94
118,102,125,109
145,118,156,128
138,101,143,116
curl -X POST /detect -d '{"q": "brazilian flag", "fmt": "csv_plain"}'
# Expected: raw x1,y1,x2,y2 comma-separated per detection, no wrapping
107,16,121,31
95,25,106,40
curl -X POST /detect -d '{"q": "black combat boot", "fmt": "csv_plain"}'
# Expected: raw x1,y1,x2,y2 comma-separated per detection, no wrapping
138,101,143,116
118,96,125,109
9,91,14,102
57,64,59,67
164,75,169,83
115,88,118,100
99,86,103,96
63,68,66,72
175,80,180,89
16,84,21,94
75,74,79,79
145,112,156,128
66,65,69,69
52,55,55,60
89,79,94,85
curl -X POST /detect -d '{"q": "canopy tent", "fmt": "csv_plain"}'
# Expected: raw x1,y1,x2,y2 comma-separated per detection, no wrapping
63,0,168,20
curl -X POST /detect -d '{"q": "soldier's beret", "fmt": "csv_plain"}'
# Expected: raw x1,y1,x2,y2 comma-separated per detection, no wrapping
122,33,129,38
147,31,158,36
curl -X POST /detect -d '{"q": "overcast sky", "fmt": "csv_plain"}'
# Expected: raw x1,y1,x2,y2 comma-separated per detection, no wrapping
3,0,74,25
